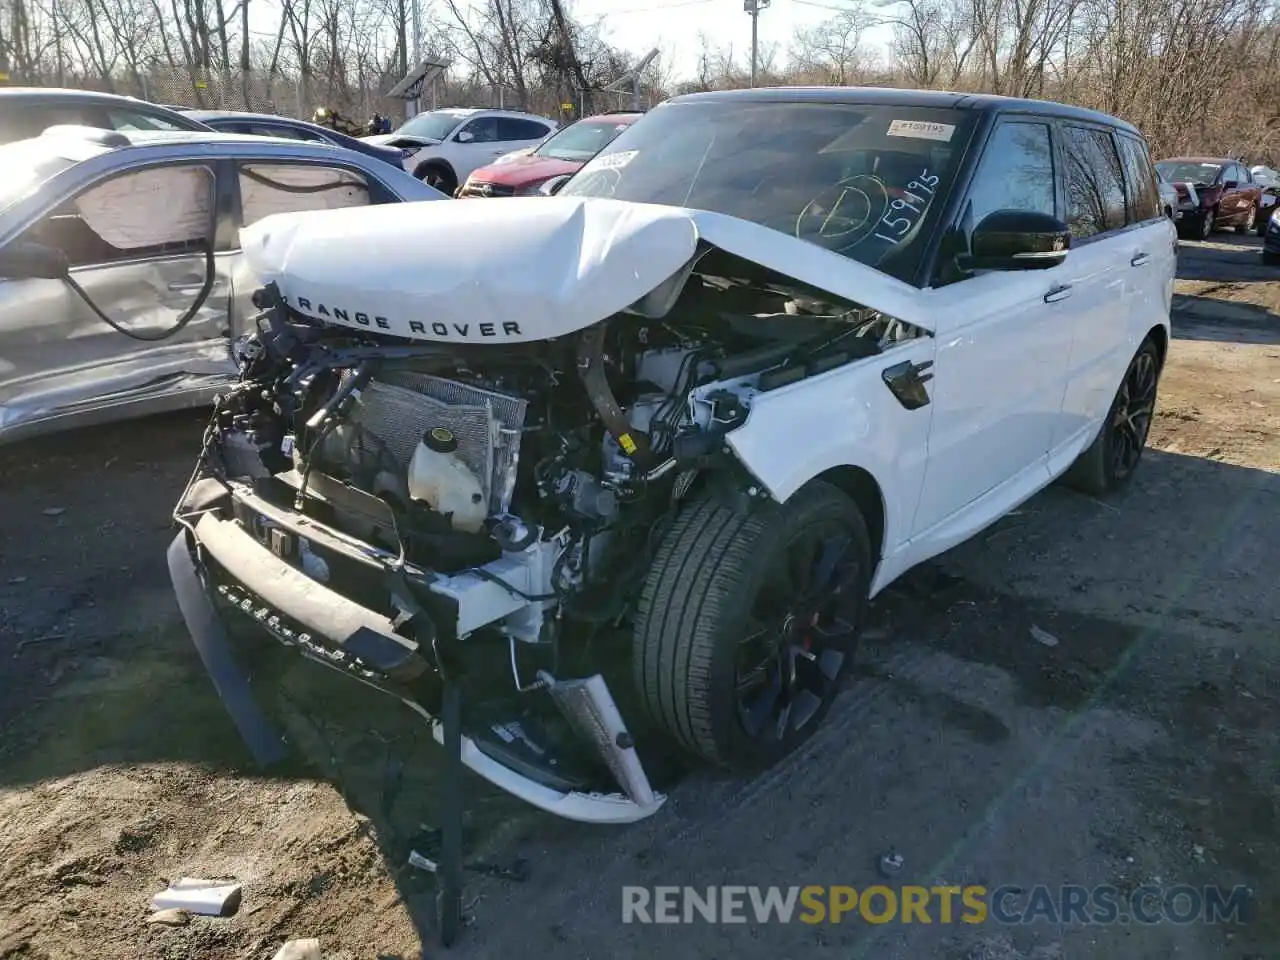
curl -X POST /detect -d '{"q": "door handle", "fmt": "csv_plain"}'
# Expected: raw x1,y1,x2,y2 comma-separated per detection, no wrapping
168,279,226,294
1130,252,1151,266
1043,284,1073,303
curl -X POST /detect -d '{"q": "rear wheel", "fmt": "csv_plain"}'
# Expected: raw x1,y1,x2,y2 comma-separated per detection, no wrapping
1063,337,1162,496
633,482,871,769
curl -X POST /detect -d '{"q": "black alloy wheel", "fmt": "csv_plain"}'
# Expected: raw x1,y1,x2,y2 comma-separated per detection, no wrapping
634,481,872,769
1109,344,1159,482
735,525,861,743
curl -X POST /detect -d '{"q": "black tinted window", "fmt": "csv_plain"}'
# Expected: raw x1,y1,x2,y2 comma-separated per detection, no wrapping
497,117,550,141
1115,135,1160,223
966,121,1055,229
560,101,976,285
458,117,499,143
1063,126,1127,239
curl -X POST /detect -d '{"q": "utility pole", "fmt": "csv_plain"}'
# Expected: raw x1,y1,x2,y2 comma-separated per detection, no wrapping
745,0,770,88
408,0,423,118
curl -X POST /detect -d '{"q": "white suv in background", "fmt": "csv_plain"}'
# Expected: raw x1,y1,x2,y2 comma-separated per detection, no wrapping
366,107,557,195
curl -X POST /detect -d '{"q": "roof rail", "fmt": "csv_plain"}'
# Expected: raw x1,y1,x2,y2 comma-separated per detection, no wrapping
41,124,131,148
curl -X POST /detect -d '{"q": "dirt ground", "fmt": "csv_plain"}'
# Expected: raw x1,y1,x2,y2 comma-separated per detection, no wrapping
1,232,1277,960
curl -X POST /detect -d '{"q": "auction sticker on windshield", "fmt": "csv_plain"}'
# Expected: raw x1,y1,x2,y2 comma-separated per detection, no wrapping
886,119,955,142
581,149,638,174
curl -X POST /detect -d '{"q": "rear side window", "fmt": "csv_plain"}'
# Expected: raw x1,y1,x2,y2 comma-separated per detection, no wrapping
1115,135,1161,223
964,120,1056,229
238,162,372,228
1063,125,1127,239
497,117,551,141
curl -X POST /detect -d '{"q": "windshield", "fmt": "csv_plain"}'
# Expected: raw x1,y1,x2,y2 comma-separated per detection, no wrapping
559,100,976,284
1155,161,1224,184
395,111,468,142
536,119,633,162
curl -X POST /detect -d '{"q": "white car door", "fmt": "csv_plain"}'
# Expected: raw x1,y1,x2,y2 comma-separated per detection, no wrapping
908,118,1077,547
443,115,548,184
1048,124,1160,468
0,162,234,440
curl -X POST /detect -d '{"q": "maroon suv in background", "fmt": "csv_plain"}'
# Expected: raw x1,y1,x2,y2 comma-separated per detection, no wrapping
1155,157,1263,239
457,111,642,197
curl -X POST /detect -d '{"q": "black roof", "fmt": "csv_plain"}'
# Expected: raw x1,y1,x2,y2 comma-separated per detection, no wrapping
667,86,1140,136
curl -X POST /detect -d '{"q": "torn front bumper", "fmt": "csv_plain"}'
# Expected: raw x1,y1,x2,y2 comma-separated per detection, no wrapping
167,513,666,825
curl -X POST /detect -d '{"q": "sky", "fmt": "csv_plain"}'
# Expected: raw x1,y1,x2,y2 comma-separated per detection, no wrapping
569,0,894,83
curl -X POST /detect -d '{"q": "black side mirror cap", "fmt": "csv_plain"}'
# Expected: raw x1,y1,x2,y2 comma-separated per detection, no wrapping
962,209,1071,272
0,240,71,280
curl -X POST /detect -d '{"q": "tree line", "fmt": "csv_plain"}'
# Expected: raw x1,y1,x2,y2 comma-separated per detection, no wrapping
0,0,1276,160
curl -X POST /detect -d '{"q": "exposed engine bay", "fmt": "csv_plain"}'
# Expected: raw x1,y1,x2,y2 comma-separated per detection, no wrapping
174,242,924,822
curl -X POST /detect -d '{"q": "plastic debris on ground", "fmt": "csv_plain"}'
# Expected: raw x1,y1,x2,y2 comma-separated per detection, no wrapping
1030,625,1060,647
150,877,242,917
272,939,323,960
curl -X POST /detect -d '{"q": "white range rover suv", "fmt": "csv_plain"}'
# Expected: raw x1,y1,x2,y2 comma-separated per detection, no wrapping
170,88,1176,827
365,107,557,195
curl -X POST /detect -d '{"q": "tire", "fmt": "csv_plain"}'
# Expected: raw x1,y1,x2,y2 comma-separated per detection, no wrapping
1263,250,1280,265
415,162,457,195
1258,208,1272,237
1063,337,1163,496
633,481,871,769
1199,206,1217,239
1238,204,1257,233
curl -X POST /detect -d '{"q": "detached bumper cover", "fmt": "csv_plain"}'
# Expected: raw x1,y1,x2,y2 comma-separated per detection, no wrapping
168,521,667,824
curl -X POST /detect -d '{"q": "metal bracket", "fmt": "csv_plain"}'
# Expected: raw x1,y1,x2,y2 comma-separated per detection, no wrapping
436,679,464,946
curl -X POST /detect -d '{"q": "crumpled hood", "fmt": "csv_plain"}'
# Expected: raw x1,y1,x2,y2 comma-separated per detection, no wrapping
469,153,582,188
363,133,439,148
240,196,930,344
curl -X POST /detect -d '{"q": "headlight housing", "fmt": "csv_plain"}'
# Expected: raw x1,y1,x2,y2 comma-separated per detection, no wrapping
516,180,551,197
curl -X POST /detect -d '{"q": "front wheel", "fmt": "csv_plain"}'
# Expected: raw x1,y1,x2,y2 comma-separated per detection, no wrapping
416,163,457,196
1239,204,1257,233
1199,206,1217,239
1063,337,1162,495
633,482,871,769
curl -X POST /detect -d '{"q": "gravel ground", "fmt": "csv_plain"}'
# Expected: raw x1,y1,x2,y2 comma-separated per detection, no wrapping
1,232,1277,960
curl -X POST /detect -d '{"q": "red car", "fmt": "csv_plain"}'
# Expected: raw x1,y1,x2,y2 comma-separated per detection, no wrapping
1154,156,1263,240
457,111,642,197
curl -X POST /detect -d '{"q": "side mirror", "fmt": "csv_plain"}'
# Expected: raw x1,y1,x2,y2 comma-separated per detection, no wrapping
539,174,572,196
456,130,474,143
965,209,1070,271
0,240,70,280
1223,180,1239,189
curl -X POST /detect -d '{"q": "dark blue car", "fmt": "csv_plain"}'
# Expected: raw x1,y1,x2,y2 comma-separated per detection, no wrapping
181,110,408,170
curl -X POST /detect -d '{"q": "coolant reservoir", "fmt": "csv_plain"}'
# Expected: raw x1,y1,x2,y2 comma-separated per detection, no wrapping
408,426,487,533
